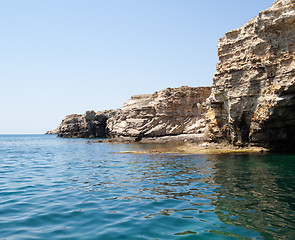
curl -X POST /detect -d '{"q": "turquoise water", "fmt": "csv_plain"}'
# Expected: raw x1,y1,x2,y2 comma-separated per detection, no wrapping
0,135,294,240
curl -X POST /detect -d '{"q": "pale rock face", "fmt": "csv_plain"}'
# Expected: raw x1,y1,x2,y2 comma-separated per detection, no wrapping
122,94,153,110
107,86,211,139
207,0,295,150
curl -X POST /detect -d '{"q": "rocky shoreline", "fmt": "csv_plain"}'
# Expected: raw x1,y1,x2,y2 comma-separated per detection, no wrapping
48,0,295,153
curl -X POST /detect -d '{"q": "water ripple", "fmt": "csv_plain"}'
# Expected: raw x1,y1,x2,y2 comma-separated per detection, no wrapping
0,135,294,239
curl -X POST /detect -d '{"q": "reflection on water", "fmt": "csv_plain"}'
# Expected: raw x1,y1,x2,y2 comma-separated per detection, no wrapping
73,147,295,239
211,154,295,240
0,135,295,239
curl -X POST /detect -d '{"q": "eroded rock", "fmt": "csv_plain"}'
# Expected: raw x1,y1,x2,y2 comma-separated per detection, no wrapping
53,87,211,140
107,86,211,140
57,110,115,138
207,0,295,151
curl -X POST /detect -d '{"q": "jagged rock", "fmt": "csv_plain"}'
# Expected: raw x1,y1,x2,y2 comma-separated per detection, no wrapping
107,86,211,140
207,0,295,151
57,110,116,138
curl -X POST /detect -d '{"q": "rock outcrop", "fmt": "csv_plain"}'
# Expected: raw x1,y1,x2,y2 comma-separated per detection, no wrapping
54,86,211,141
107,86,211,141
45,129,58,135
207,0,295,151
57,110,116,138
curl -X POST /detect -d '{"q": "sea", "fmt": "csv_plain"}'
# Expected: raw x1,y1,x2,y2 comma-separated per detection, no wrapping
0,134,294,240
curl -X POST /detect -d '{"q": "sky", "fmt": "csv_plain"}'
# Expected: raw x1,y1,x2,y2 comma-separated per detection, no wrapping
0,0,274,134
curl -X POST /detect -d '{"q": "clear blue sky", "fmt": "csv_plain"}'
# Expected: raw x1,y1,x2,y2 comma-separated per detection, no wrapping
0,0,273,134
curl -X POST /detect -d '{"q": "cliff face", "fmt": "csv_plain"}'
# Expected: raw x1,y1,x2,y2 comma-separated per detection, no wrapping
57,110,116,138
107,86,211,140
55,86,211,140
207,0,295,151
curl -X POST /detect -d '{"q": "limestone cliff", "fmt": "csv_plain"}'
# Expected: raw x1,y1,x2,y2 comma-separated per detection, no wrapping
107,86,211,140
207,0,295,151
54,86,211,141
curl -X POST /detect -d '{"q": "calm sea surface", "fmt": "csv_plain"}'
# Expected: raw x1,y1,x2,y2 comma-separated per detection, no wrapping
0,135,294,240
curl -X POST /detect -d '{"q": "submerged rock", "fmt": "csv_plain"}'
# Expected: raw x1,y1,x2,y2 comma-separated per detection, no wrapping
207,0,295,151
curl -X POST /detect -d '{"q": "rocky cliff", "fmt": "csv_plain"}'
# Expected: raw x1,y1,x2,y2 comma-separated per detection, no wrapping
57,110,116,138
54,86,211,141
52,0,295,152
207,0,295,151
107,86,211,140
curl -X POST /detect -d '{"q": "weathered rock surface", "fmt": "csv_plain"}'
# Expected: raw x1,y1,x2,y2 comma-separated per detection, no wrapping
107,86,211,141
53,87,211,140
57,110,116,138
207,0,295,151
